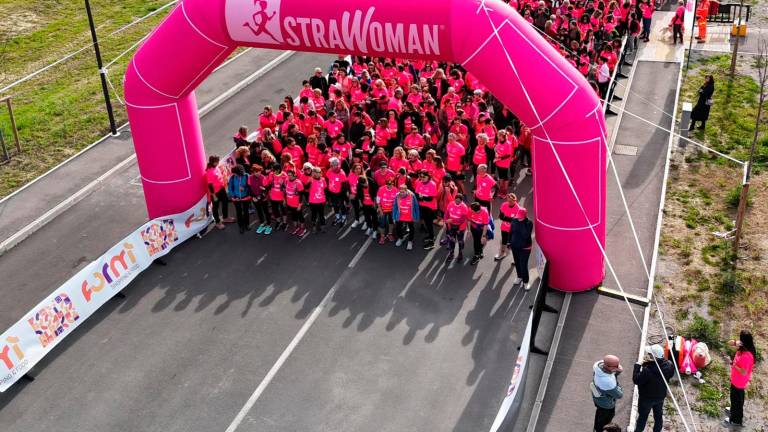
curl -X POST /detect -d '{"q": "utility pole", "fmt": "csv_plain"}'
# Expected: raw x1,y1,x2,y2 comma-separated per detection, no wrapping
733,38,766,257
85,0,118,136
729,0,745,77
685,0,700,76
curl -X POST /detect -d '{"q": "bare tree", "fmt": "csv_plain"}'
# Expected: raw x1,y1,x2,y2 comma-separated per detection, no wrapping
732,37,768,257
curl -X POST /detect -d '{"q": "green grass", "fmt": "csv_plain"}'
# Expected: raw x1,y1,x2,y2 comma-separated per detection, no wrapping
0,1,175,196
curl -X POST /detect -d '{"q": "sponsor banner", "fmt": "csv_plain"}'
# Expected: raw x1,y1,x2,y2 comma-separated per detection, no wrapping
489,245,546,431
0,195,211,392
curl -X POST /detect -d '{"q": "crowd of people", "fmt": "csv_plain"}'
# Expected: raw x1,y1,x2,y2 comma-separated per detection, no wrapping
204,0,653,288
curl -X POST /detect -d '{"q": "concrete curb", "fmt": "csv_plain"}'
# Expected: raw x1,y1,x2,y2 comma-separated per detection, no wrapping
0,50,295,257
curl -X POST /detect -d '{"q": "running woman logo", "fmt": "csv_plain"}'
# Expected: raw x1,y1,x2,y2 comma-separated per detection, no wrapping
227,0,283,45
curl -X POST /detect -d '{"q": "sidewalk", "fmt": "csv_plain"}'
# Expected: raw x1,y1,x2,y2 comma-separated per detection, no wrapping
532,35,683,431
0,48,288,252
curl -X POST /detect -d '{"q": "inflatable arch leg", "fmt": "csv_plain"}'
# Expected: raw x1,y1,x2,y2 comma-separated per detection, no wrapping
124,0,607,292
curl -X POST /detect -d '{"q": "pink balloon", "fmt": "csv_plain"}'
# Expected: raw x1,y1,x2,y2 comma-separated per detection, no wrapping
124,0,607,291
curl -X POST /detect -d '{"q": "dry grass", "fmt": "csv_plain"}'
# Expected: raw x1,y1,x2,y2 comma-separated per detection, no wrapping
655,52,768,430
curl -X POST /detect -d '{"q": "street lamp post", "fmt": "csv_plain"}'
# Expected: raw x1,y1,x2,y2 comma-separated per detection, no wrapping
84,0,118,136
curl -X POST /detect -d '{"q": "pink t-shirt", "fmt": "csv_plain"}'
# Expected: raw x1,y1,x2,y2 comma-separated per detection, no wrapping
446,201,469,230
206,167,224,193
324,119,344,138
285,179,304,208
268,172,287,201
474,174,497,201
397,194,414,222
446,141,466,172
389,157,409,174
499,202,520,232
469,207,490,227
308,178,327,203
326,169,347,194
415,180,438,210
731,351,755,389
377,186,397,212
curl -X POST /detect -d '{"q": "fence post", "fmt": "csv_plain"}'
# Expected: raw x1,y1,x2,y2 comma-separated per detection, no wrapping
0,129,9,162
1,97,22,153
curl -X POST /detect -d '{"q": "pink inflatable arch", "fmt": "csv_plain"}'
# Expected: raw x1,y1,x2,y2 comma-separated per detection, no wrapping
124,0,607,292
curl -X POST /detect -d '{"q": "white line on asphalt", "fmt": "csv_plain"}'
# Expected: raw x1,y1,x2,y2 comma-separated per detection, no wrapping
0,50,295,257
224,237,372,432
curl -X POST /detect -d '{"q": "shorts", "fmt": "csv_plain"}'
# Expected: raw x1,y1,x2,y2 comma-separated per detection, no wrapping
496,166,510,180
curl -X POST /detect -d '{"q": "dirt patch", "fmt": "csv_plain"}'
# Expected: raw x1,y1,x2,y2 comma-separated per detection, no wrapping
0,10,43,39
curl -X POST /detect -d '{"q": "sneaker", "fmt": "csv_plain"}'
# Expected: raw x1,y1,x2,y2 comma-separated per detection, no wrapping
296,227,307,237
396,238,404,247
470,255,481,265
361,222,368,231
378,235,386,245
423,241,435,250
366,228,373,236
216,223,226,230
387,233,396,242
523,282,531,291
351,220,360,228
494,253,506,261
340,216,347,225
406,241,413,251
264,226,273,235
223,217,236,223
513,278,522,285
370,230,377,239
278,222,287,231
446,252,454,262
722,418,743,428
439,238,448,246
256,224,266,234
290,226,301,235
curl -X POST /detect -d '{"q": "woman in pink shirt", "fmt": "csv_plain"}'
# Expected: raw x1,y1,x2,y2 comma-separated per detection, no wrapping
468,201,490,265
206,155,233,229
724,331,758,427
376,178,398,244
494,130,517,196
284,169,306,236
444,193,469,262
495,193,520,261
326,158,348,226
473,164,497,212
389,147,409,174
640,0,654,42
348,163,364,228
445,133,466,188
266,163,288,231
414,169,438,249
393,184,420,251
472,133,490,178
308,167,327,233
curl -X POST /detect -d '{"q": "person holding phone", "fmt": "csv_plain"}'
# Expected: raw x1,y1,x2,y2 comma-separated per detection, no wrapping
723,330,758,427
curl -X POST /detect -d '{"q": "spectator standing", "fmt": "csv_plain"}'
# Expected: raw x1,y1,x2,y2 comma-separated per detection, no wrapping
508,207,533,290
206,155,232,229
689,75,715,131
591,354,624,432
723,330,758,427
632,344,675,432
672,0,685,44
227,165,251,234
309,67,330,98
639,0,655,42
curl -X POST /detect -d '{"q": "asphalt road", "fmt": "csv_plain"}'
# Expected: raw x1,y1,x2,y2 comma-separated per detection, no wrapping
0,51,540,432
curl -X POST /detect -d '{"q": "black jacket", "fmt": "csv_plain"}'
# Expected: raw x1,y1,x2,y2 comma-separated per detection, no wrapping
632,359,675,401
508,218,533,249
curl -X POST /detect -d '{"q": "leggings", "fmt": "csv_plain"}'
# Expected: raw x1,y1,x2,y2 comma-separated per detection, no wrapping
446,226,465,253
233,200,250,230
351,197,362,220
288,206,304,225
471,226,485,257
329,192,346,217
397,221,415,241
363,205,378,230
253,200,270,224
310,203,326,227
271,200,284,221
512,247,531,283
420,206,436,240
211,189,229,223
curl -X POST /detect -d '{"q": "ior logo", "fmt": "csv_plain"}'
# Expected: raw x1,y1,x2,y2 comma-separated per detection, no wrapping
226,0,283,44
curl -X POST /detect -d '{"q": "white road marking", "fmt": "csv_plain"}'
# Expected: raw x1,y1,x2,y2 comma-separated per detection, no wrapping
224,237,372,432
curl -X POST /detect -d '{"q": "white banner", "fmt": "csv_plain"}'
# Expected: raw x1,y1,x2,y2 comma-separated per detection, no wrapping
0,195,211,392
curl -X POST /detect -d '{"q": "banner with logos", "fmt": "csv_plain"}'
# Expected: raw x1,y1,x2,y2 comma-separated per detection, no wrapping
489,244,547,432
0,194,211,392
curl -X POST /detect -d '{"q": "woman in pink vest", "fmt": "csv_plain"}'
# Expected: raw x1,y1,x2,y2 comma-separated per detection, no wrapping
376,178,398,244
393,184,420,251
444,193,469,262
308,167,327,233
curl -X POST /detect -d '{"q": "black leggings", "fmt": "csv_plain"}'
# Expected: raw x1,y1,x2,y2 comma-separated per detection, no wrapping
420,206,436,240
288,206,304,225
512,247,531,283
446,226,465,253
271,200,284,221
351,197,362,220
310,203,326,227
211,189,229,223
329,192,346,216
233,200,250,230
253,200,270,224
471,226,485,257
397,221,415,241
363,205,378,230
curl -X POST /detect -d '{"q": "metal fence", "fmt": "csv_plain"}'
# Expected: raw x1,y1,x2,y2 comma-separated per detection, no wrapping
707,3,751,24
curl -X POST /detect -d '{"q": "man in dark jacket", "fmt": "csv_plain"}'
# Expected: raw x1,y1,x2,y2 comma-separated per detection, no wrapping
508,207,533,290
633,344,675,432
309,67,330,98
